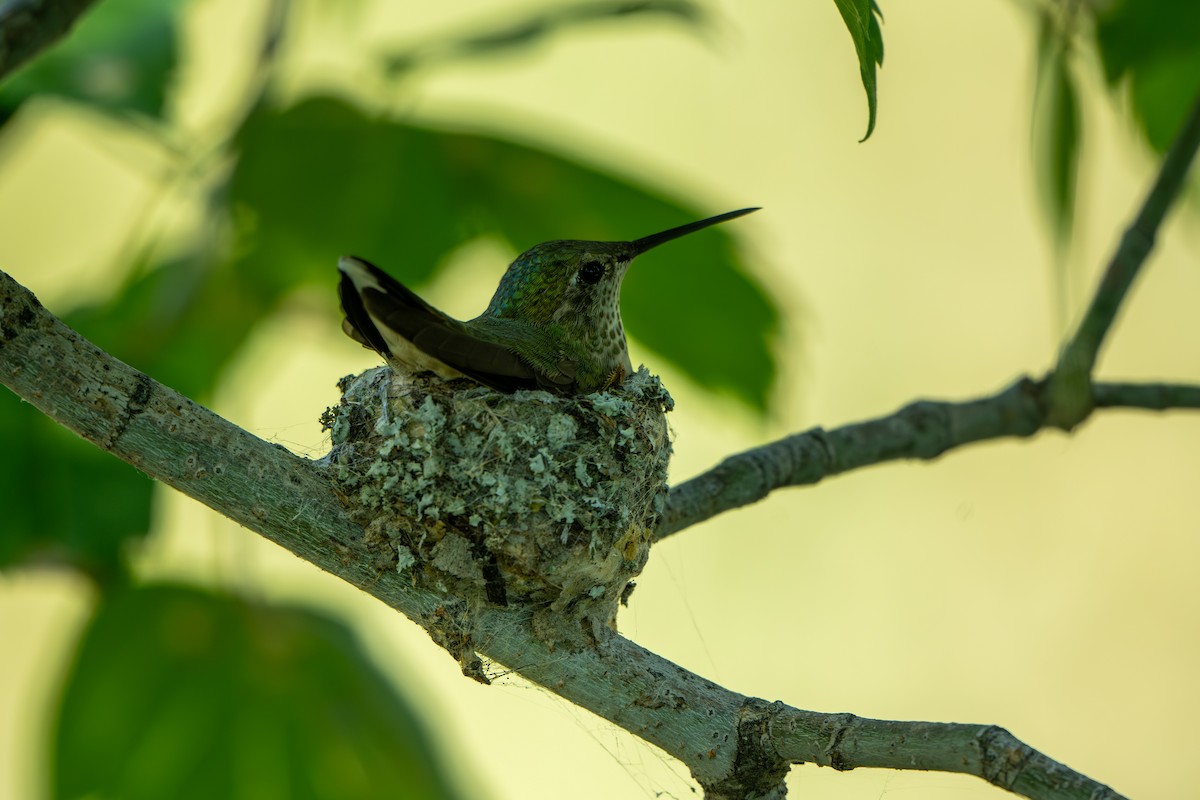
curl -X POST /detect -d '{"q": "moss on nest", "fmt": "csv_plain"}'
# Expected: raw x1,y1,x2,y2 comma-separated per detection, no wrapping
320,367,673,654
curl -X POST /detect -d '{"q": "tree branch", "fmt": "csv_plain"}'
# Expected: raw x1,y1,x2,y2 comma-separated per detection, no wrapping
1046,88,1200,428
0,0,101,81
657,375,1200,539
0,268,1128,798
770,709,1125,800
659,88,1200,541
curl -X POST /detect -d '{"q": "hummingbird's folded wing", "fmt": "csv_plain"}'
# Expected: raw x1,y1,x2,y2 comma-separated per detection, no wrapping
338,256,570,393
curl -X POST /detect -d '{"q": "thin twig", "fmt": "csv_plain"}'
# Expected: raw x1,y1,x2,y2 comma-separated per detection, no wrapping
658,376,1200,539
659,89,1200,540
1046,88,1200,428
0,268,1129,799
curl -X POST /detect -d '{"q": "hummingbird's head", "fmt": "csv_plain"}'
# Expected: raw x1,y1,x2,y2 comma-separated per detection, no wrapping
485,240,637,327
483,208,760,330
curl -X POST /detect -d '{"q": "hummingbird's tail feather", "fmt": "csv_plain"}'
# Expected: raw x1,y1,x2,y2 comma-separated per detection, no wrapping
337,260,392,355
338,256,551,392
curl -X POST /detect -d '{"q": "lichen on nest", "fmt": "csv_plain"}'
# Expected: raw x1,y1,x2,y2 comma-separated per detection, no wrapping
319,366,673,651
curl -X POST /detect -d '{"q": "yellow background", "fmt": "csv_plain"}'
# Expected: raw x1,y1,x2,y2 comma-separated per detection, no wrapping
2,1,1199,798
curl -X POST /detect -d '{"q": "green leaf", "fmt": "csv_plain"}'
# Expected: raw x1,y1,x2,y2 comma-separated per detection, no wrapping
66,252,275,402
54,584,463,800
1094,0,1200,153
0,248,285,576
0,0,184,120
232,97,778,410
1125,49,1200,154
832,0,885,141
1032,12,1081,249
231,103,474,290
0,391,152,579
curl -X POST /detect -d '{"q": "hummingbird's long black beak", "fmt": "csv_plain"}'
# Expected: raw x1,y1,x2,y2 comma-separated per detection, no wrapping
630,207,759,256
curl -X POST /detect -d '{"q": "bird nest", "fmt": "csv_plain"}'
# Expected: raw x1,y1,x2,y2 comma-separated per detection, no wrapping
320,366,673,646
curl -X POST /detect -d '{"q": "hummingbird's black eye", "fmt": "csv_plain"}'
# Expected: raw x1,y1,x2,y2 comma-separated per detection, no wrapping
578,261,605,285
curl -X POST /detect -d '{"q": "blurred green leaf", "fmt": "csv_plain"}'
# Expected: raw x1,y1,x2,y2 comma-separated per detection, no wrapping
1032,12,1080,248
231,103,474,290
66,252,274,402
0,0,183,120
832,0,884,141
0,250,284,575
1094,0,1200,153
232,97,778,409
54,584,462,800
0,391,151,579
1124,48,1200,153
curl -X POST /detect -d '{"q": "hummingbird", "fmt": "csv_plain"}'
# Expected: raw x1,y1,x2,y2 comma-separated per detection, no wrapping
338,207,758,394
